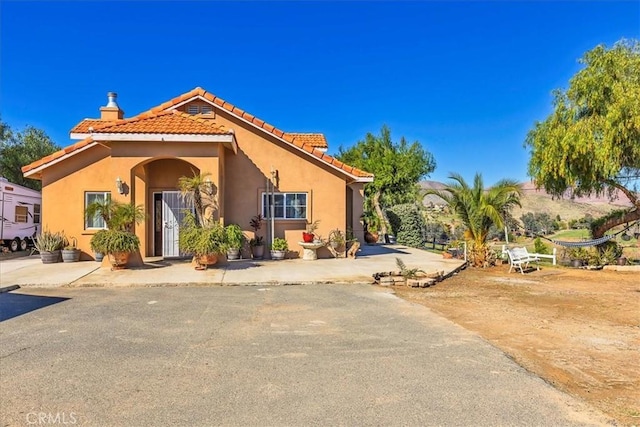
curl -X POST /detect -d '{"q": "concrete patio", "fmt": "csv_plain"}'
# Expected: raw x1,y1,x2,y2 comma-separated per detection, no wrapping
0,244,466,288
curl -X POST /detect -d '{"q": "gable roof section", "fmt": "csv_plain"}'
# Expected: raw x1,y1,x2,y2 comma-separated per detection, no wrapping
22,137,98,176
26,87,373,182
150,87,371,181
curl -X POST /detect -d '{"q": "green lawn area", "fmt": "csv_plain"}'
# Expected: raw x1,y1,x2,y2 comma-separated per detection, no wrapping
549,229,590,240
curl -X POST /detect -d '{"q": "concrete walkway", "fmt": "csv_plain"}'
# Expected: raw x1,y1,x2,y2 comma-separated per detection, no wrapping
0,244,465,288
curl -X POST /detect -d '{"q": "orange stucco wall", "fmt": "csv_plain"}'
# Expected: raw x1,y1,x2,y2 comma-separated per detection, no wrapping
38,101,366,261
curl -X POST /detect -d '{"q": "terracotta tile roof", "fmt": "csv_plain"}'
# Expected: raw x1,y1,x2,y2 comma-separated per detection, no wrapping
89,110,230,135
28,87,372,180
70,110,229,135
285,133,328,149
150,87,372,179
70,119,103,134
22,137,96,174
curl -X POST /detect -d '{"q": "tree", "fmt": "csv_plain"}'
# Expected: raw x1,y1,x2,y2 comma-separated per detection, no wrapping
525,39,640,238
0,119,60,190
336,125,436,236
178,171,217,228
425,173,522,267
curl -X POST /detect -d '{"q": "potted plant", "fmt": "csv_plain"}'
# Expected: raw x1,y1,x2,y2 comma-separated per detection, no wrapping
89,230,108,262
328,229,346,250
86,200,145,268
567,247,589,268
303,220,319,243
61,236,81,263
362,211,380,245
270,237,288,260
179,212,226,270
225,224,245,260
178,171,226,269
249,214,265,259
34,229,65,264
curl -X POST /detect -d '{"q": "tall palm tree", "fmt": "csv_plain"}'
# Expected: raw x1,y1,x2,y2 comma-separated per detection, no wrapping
425,172,522,266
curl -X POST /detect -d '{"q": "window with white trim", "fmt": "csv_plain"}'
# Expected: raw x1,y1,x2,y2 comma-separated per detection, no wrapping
33,204,41,224
85,192,111,229
200,105,213,115
187,105,199,115
262,192,307,219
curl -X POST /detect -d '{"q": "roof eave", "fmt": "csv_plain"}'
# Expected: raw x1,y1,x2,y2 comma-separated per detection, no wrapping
23,141,99,178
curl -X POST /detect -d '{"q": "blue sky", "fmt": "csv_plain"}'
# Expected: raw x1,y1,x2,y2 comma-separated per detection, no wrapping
1,1,638,185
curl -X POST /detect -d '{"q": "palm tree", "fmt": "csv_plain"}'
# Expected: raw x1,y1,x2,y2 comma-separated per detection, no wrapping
178,170,215,227
425,172,522,266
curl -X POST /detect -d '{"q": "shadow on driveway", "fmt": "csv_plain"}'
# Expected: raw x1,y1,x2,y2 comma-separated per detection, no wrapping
0,292,70,322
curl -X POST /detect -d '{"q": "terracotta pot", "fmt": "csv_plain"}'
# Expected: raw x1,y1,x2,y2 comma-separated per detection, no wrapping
109,252,131,269
199,254,218,266
302,232,315,243
364,232,378,245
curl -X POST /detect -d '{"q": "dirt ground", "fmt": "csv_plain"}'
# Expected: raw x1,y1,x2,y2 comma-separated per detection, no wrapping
394,265,640,426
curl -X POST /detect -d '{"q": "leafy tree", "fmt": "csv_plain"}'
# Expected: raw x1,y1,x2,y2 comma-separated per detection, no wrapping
0,119,60,190
425,172,522,267
336,125,436,236
520,212,556,235
525,39,640,237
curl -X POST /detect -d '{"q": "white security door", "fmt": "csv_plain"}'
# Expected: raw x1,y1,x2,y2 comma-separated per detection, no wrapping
162,191,191,257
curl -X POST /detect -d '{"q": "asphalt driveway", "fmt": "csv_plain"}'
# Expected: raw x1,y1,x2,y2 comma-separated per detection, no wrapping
0,284,608,426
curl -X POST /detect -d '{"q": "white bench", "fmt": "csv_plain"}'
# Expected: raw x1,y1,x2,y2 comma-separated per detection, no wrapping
506,247,540,274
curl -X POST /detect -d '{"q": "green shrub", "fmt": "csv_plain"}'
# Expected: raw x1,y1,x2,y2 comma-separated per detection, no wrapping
271,238,288,251
533,237,550,254
386,204,426,248
225,224,245,249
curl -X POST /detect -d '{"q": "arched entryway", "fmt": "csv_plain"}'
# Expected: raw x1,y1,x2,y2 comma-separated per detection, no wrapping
133,158,200,258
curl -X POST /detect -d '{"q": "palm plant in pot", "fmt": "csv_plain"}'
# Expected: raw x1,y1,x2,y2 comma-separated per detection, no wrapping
34,229,66,264
225,224,245,260
270,237,288,260
179,211,226,270
178,171,226,269
249,214,265,259
86,200,145,268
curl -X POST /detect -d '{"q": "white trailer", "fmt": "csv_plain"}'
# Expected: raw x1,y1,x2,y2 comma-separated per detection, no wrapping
0,177,42,252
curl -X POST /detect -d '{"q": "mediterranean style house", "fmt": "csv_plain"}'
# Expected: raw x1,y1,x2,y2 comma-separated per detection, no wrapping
22,88,373,262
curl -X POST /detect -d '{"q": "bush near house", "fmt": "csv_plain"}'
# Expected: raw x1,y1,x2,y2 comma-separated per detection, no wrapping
386,204,426,248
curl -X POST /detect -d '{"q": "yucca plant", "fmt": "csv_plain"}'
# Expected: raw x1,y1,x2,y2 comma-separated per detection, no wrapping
34,229,66,252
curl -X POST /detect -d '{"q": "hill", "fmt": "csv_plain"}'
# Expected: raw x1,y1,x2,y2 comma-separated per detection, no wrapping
419,180,632,221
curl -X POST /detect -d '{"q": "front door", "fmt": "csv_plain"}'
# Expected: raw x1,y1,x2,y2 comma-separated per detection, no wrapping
157,191,191,258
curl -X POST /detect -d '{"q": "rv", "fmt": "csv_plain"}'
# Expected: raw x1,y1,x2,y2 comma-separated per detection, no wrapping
0,177,42,251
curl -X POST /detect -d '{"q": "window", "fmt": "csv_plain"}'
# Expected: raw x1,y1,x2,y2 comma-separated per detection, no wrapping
186,105,199,115
85,192,111,229
15,206,28,223
262,192,307,219
33,204,41,224
200,105,213,115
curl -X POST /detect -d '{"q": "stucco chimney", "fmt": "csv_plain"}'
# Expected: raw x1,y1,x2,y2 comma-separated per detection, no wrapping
100,92,124,121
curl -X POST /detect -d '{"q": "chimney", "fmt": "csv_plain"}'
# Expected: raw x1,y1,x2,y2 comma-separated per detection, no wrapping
100,92,124,121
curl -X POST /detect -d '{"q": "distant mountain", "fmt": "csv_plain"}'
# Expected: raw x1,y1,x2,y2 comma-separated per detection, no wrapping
419,180,633,221
419,180,448,206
